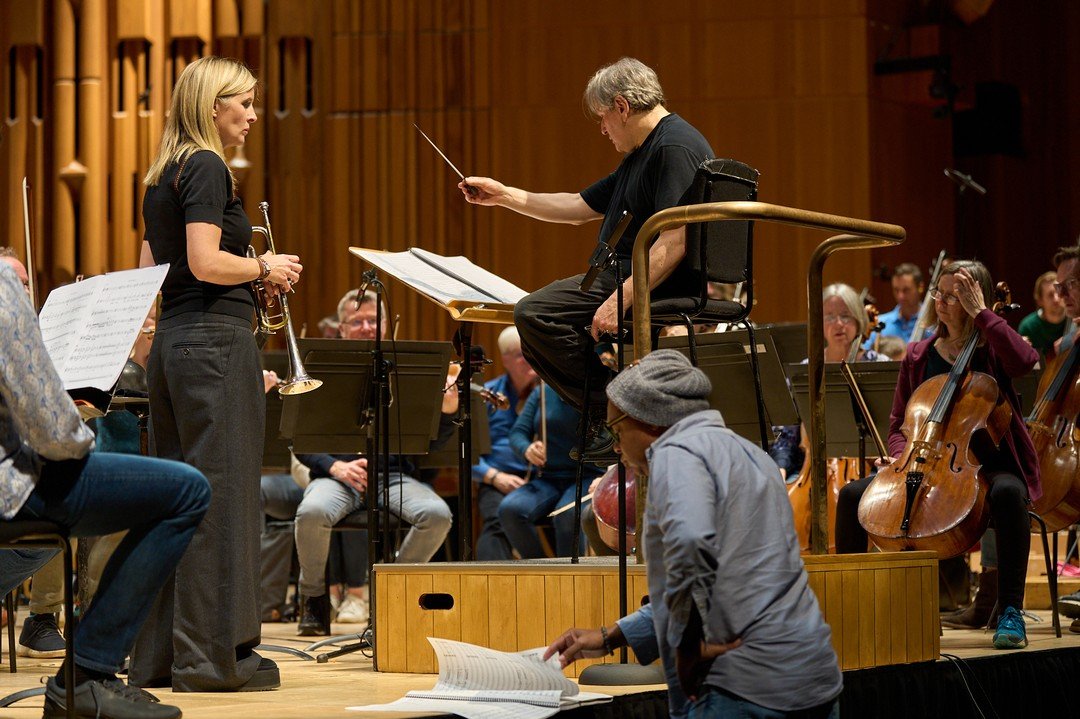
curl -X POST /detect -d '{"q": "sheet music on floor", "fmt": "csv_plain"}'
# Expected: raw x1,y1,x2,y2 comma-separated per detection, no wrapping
37,265,169,391
346,637,611,718
351,247,528,307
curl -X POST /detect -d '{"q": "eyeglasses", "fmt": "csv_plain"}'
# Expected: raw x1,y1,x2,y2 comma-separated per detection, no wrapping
344,317,378,329
930,289,961,306
823,314,857,326
1053,278,1080,296
605,411,630,443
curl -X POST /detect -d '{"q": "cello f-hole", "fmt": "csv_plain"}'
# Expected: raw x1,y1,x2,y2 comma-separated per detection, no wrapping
946,442,962,473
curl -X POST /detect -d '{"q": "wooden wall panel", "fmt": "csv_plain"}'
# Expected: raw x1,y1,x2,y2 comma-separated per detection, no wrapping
1,0,1075,368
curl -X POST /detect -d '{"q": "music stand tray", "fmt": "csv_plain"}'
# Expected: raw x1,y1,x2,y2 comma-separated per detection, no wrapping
279,339,452,455
787,362,900,456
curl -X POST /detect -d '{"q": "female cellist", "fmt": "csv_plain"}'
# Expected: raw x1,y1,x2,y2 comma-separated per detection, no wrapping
835,260,1039,650
778,284,886,551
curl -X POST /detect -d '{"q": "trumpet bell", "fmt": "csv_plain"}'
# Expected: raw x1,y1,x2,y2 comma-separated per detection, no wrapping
279,376,323,396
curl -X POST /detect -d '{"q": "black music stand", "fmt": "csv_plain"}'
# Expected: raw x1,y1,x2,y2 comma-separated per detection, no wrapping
761,322,809,368
787,362,899,461
260,350,292,471
279,337,451,666
629,327,802,442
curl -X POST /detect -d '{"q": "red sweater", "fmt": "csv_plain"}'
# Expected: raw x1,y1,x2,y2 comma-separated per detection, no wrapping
888,309,1041,501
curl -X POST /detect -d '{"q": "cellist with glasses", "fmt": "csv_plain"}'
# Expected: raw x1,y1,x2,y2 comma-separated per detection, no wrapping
834,260,1040,650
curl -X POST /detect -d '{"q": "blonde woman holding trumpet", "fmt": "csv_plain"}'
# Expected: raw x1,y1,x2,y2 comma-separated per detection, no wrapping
132,56,302,692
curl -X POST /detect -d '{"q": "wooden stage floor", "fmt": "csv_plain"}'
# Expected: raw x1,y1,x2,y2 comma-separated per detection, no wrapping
0,616,1076,719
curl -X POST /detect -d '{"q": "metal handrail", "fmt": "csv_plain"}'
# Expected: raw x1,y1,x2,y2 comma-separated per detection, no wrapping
630,200,905,555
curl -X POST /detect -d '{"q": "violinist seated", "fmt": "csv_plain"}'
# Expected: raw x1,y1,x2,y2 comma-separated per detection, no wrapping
1018,270,1067,359
289,289,456,636
500,384,603,558
471,327,539,561
862,262,925,350
834,260,1040,650
544,350,841,719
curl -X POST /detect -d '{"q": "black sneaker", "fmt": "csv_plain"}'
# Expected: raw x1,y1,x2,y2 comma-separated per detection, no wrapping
18,612,65,658
1058,589,1080,619
1071,618,1080,635
43,676,181,719
235,656,280,692
297,594,331,636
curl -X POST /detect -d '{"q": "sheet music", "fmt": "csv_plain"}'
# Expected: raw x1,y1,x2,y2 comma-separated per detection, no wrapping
353,248,528,306
409,248,529,305
345,638,610,716
425,637,579,696
38,265,169,391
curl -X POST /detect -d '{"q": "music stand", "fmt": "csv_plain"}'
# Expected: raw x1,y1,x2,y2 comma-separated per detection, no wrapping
629,327,801,442
279,337,451,667
418,393,491,468
260,350,292,471
787,362,899,459
761,322,809,367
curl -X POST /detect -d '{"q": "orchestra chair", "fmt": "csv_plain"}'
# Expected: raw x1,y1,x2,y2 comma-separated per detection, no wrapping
1028,511,1062,637
0,520,75,719
645,158,766,446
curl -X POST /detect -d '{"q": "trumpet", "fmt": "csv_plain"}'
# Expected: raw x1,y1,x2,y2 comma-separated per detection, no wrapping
249,201,322,396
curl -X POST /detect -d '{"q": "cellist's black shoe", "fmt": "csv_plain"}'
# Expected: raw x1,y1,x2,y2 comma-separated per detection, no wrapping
297,594,331,636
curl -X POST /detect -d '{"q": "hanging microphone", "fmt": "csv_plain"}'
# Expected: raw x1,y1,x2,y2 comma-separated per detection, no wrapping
944,168,987,195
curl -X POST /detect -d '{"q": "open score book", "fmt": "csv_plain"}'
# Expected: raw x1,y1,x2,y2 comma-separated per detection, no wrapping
347,637,611,718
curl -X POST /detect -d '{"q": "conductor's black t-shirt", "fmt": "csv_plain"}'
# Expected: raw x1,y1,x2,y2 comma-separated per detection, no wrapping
579,113,714,263
143,150,255,321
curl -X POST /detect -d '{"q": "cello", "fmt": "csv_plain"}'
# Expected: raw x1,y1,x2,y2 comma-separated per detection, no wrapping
1026,330,1080,531
858,283,1016,558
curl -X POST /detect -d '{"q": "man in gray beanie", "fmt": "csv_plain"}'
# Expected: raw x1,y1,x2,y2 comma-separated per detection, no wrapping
546,349,842,719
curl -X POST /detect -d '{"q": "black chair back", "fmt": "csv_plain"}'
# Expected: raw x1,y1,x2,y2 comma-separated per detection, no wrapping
677,158,760,318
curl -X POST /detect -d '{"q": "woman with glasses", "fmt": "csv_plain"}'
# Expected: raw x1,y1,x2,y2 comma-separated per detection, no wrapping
834,260,1039,650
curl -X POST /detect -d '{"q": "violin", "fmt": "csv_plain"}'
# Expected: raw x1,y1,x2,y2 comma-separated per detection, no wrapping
857,282,1015,558
592,463,637,553
1026,330,1080,531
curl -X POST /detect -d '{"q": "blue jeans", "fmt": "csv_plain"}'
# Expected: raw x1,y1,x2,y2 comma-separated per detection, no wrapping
688,689,839,719
0,452,210,674
498,476,590,558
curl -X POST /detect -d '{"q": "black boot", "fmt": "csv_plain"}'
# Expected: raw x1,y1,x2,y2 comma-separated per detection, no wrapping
297,594,331,636
570,406,617,465
941,568,998,629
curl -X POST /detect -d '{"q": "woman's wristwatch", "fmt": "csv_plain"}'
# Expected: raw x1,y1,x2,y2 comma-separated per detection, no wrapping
257,257,272,281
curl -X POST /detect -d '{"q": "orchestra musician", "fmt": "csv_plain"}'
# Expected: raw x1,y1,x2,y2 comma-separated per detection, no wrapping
292,289,457,636
545,350,841,719
834,260,1039,650
0,261,210,719
472,326,539,561
501,384,603,558
460,57,713,463
1017,270,1067,358
130,56,303,692
862,262,924,350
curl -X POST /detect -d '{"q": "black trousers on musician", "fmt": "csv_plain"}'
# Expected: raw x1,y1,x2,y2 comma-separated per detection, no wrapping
130,313,267,691
835,469,1030,611
513,270,619,412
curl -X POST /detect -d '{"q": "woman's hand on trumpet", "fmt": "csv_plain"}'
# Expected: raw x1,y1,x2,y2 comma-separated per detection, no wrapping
260,252,303,294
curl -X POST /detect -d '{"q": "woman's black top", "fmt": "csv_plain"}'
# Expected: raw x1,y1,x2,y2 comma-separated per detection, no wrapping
143,150,254,321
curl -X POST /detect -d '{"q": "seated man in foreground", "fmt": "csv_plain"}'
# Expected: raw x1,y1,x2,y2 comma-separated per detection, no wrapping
0,261,211,719
545,350,841,719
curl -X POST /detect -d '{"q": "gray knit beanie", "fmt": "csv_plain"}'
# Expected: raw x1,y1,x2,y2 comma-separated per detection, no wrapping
605,349,712,426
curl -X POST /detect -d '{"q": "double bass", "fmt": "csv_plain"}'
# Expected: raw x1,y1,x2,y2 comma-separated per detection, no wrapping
1026,332,1080,531
857,284,1015,558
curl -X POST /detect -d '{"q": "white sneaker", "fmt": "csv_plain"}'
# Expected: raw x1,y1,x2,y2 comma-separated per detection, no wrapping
336,594,369,624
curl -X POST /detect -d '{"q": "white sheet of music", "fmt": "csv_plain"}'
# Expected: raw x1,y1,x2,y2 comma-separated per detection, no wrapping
346,637,610,717
352,248,528,306
38,265,169,391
